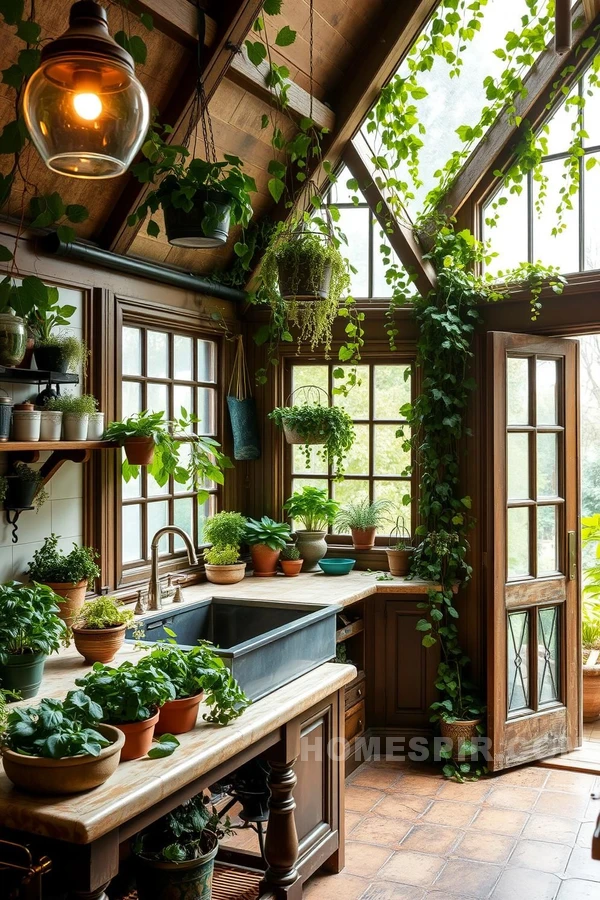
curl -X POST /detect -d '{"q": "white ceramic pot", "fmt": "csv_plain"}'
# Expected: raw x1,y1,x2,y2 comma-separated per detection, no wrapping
39,410,63,441
12,410,41,442
63,413,89,441
86,412,105,441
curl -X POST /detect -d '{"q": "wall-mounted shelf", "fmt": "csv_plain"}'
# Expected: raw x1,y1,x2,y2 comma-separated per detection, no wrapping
0,440,116,452
0,367,79,385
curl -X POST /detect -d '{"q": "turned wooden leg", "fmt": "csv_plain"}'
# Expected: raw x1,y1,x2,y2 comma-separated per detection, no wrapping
70,885,110,900
263,758,300,898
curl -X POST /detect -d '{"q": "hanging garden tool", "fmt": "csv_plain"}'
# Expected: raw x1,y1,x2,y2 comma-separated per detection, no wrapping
226,336,261,460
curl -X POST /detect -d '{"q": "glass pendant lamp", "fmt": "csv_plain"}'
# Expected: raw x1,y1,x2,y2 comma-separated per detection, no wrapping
23,0,149,179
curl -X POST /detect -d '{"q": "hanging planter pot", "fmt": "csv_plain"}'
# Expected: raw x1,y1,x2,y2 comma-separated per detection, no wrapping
5,474,38,509
124,436,155,465
164,188,232,248
226,336,261,460
275,232,334,301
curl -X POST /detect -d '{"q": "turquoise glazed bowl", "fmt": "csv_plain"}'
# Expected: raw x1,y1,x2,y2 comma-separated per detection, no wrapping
318,558,356,576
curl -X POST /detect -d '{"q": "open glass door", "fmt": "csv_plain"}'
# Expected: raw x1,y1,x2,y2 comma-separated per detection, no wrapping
487,332,580,771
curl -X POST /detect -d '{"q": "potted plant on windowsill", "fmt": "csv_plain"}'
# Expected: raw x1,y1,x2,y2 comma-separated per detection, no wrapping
0,581,69,699
386,516,414,577
76,659,176,760
27,534,100,627
44,393,98,441
137,643,250,736
335,499,392,551
283,487,340,572
245,517,291,577
0,690,124,795
72,597,136,665
269,402,355,477
202,511,248,584
2,462,49,510
280,544,303,577
204,546,246,585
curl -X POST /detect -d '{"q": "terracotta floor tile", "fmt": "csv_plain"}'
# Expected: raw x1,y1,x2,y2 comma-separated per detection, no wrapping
577,820,595,848
400,824,461,855
303,872,369,900
522,813,579,845
344,841,394,877
346,810,364,833
544,770,597,794
564,844,600,881
470,807,529,836
373,794,432,822
360,882,425,900
493,767,548,788
486,785,540,812
557,878,600,899
433,859,502,899
346,784,387,813
490,867,560,900
378,850,445,887
534,790,590,820
352,766,406,791
436,779,493,802
584,795,600,821
453,830,516,864
507,838,571,874
351,814,413,847
387,775,441,797
422,799,479,827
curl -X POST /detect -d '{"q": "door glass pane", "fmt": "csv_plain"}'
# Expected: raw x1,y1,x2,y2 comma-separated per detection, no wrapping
174,335,193,381
197,340,216,382
507,358,529,425
333,366,370,419
537,359,558,425
538,606,560,705
507,433,530,500
148,501,169,554
344,424,369,476
147,331,169,378
122,327,142,375
507,507,531,579
374,425,410,476
538,505,559,575
374,365,411,419
173,498,193,551
122,504,142,563
122,381,141,418
508,611,530,712
537,433,559,498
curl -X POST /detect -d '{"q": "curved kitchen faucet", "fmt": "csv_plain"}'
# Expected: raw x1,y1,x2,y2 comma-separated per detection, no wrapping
147,526,198,610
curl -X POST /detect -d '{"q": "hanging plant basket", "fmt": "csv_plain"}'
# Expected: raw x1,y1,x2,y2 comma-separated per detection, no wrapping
164,188,232,248
278,386,329,447
274,231,337,302
226,336,261,460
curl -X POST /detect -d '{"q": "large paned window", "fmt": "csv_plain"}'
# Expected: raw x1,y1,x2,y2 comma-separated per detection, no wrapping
119,324,218,572
287,362,414,541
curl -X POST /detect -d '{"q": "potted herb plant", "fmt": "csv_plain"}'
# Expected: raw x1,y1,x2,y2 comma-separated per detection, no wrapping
204,546,246,585
269,402,355,477
27,287,78,372
335,499,392,551
279,544,303,577
283,486,339,572
132,792,233,900
430,663,486,763
137,643,250,736
44,393,98,440
582,515,600,722
0,581,69,698
2,462,48,510
34,334,88,375
203,510,248,548
76,659,176,760
244,517,291,577
0,690,124,795
386,516,414,577
27,534,100,626
72,597,136,665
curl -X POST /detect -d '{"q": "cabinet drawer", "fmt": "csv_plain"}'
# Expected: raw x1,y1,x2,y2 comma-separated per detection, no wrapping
345,700,365,742
345,678,366,709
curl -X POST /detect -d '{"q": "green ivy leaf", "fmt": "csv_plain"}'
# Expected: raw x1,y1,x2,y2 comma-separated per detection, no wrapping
0,0,24,25
147,733,180,759
139,12,154,30
16,19,41,43
267,176,285,203
0,118,27,154
275,25,296,47
264,0,282,14
66,204,89,224
17,47,41,76
2,65,23,89
146,219,160,238
245,39,267,67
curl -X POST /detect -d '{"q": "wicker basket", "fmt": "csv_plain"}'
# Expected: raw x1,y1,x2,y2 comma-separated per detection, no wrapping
440,718,482,760
282,422,324,445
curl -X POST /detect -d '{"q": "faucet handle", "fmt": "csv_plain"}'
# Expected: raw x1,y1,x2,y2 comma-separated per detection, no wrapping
134,588,147,616
172,576,186,603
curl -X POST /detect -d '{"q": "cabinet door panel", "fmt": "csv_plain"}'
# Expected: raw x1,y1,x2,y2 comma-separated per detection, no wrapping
384,599,439,732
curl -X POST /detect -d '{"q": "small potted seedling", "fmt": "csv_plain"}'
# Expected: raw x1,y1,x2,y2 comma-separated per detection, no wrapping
334,499,392,551
280,544,303,577
27,534,100,627
72,597,136,664
44,393,98,441
386,516,413,576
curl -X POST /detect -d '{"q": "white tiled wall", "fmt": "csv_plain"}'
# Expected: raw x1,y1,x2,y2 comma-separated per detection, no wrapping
0,287,84,582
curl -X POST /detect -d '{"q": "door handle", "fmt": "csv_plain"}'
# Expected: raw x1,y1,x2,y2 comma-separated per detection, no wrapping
568,531,576,581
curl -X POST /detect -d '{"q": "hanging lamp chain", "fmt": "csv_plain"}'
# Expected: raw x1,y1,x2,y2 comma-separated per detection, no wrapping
183,2,217,164
309,0,314,122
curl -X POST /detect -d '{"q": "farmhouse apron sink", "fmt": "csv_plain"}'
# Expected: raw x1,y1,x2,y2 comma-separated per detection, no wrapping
127,596,340,701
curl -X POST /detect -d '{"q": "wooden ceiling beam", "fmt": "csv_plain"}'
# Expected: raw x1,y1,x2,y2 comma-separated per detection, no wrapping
125,0,217,48
583,0,600,22
343,142,437,298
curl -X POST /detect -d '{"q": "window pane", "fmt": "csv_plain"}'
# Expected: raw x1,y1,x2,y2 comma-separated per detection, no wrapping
292,443,328,476
374,425,410,476
197,387,216,434
507,358,529,425
584,158,600,270
174,335,193,381
122,448,141,499
122,505,142,563
374,480,410,528
538,606,560,705
483,184,528,277
333,366,370,419
336,206,370,297
122,327,142,375
292,365,328,395
583,71,600,147
536,359,558,425
173,498,193,551
147,330,169,378
344,424,369,476
173,444,192,494
538,505,559,575
197,340,216,382
508,610,530,712
532,159,579,275
198,494,216,545
147,382,168,417
508,507,531,579
148,501,169,554
328,165,365,204
122,381,141,418
174,384,193,430
332,480,369,530
544,94,577,156
374,366,411,419
537,433,559,498
507,433,530,500
371,236,396,298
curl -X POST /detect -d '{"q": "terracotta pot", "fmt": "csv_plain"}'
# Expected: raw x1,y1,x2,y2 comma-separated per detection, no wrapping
386,548,413,577
135,832,218,900
43,580,88,628
156,691,204,736
115,711,159,761
124,436,155,466
282,422,324,445
1,724,124,794
583,664,600,722
295,530,327,572
440,718,482,760
72,624,127,665
351,526,377,551
205,562,246,585
250,544,281,577
280,559,303,577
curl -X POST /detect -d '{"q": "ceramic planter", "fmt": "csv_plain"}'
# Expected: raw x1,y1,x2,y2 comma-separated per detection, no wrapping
156,691,204,736
0,314,27,367
351,526,377,551
295,530,327,572
164,188,232,248
386,548,413,577
583,662,600,722
43,580,88,628
205,562,246,585
1,724,124,795
87,412,105,441
440,718,482,760
250,544,281,577
124,436,155,465
282,421,324,445
0,651,46,699
115,711,159,761
33,343,68,373
0,395,12,441
4,475,38,509
135,833,219,900
278,253,333,301
72,624,126,665
63,413,89,441
39,410,63,441
280,559,303,577
12,409,41,442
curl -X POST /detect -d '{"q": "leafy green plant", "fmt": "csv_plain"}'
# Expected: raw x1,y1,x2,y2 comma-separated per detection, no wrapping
204,546,240,566
27,291,77,343
283,486,339,532
1,690,110,759
27,534,100,588
44,393,98,417
244,517,290,551
35,334,89,373
203,511,247,549
2,463,48,509
582,601,600,654
280,544,300,561
73,597,135,631
334,499,392,531
0,581,69,660
76,659,176,724
133,792,233,862
269,403,355,476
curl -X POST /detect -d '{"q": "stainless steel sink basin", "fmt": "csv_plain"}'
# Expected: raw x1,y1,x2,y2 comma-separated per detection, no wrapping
126,596,340,701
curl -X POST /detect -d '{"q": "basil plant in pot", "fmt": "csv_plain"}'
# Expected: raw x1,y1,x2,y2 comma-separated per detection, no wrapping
27,534,100,627
72,597,136,665
202,511,248,585
0,581,69,699
283,487,339,573
269,402,355,477
244,517,291,577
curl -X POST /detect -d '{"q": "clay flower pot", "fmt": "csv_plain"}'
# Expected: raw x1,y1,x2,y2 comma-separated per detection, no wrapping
205,562,246,585
250,544,281,577
386,548,413,577
156,691,204,736
124,436,155,466
1,724,124,794
583,662,600,722
280,559,303,577
351,526,377,551
440,718,482,760
115,711,159,761
43,580,88,628
295,530,327,572
0,651,46,700
72,624,127,665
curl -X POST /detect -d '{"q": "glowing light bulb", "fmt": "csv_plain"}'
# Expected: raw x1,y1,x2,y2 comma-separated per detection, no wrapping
73,92,102,121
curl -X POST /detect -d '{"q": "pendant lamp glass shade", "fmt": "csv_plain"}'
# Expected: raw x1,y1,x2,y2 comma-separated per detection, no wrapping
23,1,149,179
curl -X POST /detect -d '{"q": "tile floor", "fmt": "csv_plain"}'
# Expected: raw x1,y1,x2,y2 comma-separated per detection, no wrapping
303,760,600,900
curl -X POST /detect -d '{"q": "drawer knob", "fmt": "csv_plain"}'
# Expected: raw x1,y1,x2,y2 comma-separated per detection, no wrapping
358,719,363,729
357,688,362,696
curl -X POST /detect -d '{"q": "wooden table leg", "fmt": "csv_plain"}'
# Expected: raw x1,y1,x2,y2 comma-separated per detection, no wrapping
263,758,301,899
69,885,110,900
